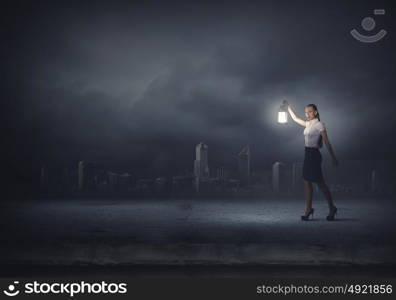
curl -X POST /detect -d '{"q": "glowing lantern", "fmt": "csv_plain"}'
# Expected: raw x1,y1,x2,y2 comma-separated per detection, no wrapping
278,101,288,123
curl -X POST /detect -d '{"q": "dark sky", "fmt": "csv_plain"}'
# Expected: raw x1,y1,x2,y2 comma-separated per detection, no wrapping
3,0,396,180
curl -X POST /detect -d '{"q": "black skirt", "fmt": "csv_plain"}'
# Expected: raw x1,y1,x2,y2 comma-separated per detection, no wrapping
302,147,324,183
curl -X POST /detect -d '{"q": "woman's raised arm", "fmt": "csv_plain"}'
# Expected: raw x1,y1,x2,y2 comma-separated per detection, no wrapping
283,100,306,127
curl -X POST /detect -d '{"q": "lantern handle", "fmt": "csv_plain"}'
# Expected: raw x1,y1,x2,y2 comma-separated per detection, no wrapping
281,100,289,110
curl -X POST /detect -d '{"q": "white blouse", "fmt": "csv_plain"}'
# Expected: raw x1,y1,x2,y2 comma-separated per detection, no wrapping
304,118,326,148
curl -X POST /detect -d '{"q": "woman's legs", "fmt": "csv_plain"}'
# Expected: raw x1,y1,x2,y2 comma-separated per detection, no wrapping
303,179,313,214
317,182,336,211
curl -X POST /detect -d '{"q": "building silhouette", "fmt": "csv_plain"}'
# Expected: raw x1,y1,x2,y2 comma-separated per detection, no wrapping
238,145,250,187
292,162,303,194
216,166,228,182
172,175,195,196
194,142,210,192
78,161,95,191
272,161,287,193
118,173,132,191
40,165,49,190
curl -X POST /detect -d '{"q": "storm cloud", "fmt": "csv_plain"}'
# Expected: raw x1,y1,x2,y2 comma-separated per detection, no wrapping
3,0,396,180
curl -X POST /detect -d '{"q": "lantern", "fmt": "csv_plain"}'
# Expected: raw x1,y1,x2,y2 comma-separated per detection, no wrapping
278,101,288,123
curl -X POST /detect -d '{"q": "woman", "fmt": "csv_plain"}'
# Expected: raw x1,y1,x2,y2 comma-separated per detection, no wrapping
283,100,338,221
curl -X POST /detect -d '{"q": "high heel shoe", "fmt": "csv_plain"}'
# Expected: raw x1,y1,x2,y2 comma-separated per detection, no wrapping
327,206,338,221
301,208,314,221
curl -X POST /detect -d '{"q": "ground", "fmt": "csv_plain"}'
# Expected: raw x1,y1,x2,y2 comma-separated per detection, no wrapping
1,196,395,277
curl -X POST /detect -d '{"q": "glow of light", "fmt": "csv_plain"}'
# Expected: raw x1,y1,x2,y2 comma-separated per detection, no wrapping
278,111,288,123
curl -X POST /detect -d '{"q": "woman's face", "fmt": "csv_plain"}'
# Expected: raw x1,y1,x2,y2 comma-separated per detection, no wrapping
305,106,317,120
